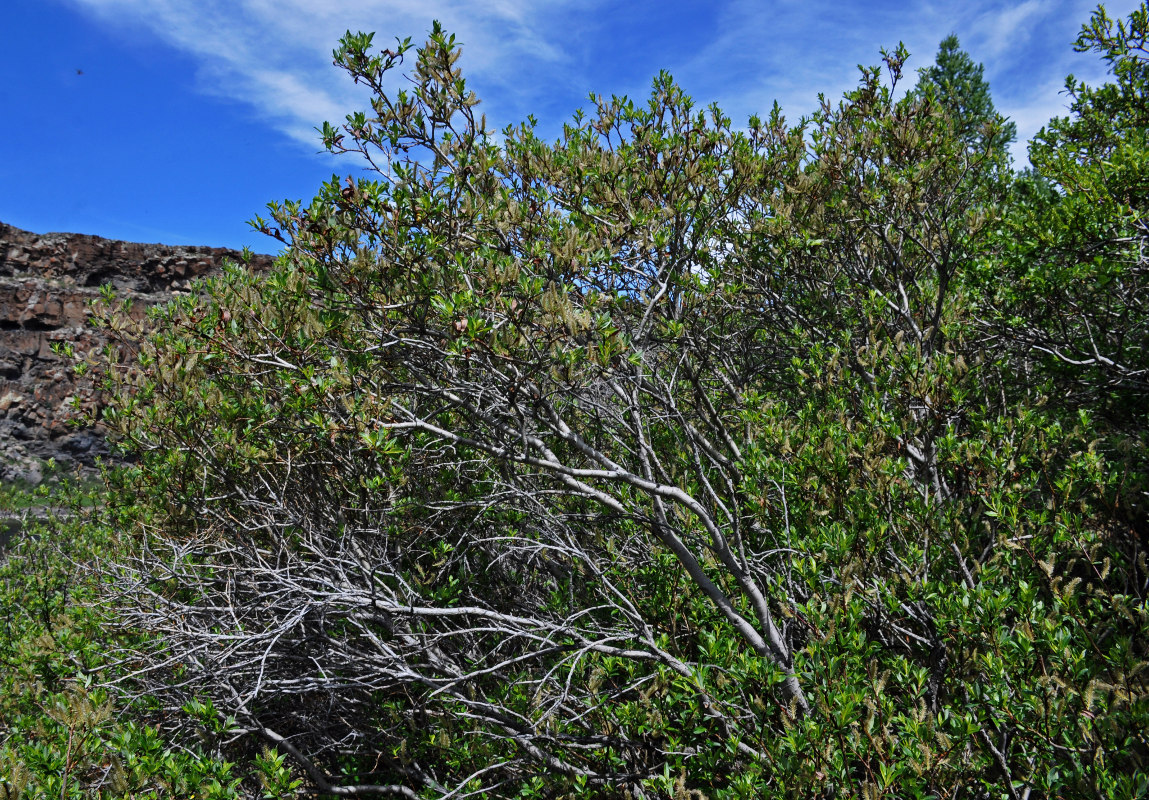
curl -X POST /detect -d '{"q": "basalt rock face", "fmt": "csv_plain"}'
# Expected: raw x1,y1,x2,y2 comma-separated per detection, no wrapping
0,222,274,484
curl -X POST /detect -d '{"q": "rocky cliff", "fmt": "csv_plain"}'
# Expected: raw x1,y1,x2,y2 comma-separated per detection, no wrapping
0,222,273,483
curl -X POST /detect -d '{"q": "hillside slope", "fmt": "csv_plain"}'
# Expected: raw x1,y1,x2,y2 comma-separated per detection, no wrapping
0,222,273,483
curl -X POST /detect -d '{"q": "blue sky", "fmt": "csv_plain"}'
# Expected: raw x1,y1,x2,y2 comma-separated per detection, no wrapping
1,0,1138,253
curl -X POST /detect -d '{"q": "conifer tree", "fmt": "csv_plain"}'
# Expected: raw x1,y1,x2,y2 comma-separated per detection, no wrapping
913,34,1016,157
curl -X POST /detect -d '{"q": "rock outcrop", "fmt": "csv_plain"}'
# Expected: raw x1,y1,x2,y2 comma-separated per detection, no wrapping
0,222,274,483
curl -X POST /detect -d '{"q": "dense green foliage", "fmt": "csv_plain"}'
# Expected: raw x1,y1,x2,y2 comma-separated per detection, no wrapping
0,481,279,799
993,4,1149,456
2,7,1147,799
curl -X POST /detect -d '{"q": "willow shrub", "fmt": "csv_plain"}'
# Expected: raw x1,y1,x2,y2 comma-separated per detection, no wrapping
91,16,1147,800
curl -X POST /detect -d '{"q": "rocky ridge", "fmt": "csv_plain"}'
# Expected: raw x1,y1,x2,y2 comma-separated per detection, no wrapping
0,222,273,483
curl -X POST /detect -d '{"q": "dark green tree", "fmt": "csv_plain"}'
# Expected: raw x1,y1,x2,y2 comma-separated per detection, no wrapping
991,3,1148,526
912,34,1016,159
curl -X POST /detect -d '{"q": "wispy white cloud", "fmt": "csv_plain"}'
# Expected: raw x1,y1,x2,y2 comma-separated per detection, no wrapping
57,0,1148,164
970,0,1048,59
62,0,595,146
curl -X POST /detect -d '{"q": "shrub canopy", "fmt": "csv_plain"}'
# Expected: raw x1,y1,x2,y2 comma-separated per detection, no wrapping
92,11,1148,799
